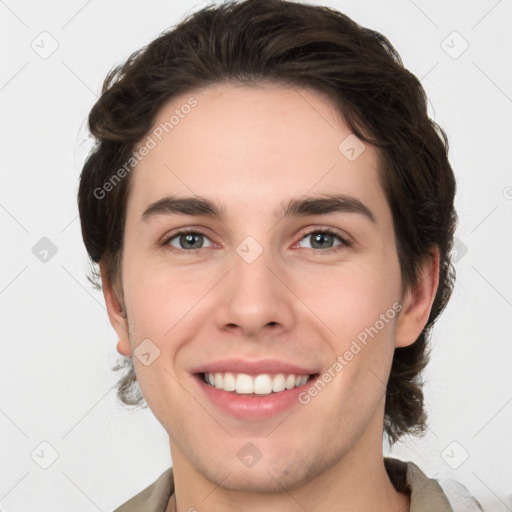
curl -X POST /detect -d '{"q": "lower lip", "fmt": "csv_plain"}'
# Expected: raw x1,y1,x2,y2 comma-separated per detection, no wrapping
194,374,320,420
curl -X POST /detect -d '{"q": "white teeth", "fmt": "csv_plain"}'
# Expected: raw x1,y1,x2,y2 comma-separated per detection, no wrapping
285,374,296,390
272,373,286,392
223,372,236,392
253,374,272,395
203,372,312,394
235,374,253,394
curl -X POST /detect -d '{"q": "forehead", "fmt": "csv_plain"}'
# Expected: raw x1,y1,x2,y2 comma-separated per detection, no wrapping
127,82,387,223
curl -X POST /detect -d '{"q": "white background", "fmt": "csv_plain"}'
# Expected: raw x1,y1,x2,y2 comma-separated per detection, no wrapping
0,0,511,510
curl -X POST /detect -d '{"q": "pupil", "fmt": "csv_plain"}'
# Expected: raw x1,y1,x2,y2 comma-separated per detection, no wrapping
182,233,201,249
312,232,332,249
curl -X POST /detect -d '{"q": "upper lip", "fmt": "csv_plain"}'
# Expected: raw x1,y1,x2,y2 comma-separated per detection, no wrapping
190,358,319,376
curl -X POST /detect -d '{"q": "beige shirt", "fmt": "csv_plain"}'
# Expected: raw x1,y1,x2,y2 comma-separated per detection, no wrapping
113,457,482,512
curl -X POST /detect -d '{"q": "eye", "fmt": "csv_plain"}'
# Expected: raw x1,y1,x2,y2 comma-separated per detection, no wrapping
164,230,213,253
297,228,350,252
162,227,351,255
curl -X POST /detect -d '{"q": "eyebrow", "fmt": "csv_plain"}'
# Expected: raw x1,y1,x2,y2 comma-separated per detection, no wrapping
141,193,376,224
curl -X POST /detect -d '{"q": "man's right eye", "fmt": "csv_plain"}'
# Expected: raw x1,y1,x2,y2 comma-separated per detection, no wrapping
163,230,214,253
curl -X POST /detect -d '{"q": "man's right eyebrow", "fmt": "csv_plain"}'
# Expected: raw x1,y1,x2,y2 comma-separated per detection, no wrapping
141,196,226,222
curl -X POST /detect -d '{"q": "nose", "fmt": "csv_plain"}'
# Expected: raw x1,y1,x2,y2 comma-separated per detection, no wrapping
213,240,295,339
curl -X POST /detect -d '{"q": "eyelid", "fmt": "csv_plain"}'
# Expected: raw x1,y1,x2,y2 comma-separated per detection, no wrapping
299,225,351,242
161,225,212,239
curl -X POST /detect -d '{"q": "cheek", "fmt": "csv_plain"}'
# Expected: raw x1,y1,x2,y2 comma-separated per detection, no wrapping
122,256,200,338
296,257,401,340
298,258,402,402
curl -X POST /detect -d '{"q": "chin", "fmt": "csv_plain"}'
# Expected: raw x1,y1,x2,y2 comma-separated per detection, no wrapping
198,451,325,494
209,465,305,494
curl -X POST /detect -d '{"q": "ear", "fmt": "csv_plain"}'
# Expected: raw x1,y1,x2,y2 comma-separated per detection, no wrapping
99,260,132,356
394,247,440,348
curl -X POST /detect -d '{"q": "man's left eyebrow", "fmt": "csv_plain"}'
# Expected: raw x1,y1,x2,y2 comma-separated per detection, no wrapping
280,194,376,224
140,193,376,224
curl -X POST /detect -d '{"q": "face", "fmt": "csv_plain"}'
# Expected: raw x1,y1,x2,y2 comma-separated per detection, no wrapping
104,82,434,493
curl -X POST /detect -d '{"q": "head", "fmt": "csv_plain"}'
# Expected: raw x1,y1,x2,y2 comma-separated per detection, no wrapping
78,0,456,488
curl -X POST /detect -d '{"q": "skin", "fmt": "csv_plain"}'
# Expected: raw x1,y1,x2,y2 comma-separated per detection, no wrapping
101,82,439,512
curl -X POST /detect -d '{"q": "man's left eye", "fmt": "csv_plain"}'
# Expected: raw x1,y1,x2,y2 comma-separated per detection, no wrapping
298,229,349,251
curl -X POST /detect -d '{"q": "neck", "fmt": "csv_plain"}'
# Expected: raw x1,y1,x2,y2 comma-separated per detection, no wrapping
168,467,410,512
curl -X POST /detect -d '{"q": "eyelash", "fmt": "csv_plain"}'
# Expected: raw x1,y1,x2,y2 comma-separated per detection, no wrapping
161,227,351,255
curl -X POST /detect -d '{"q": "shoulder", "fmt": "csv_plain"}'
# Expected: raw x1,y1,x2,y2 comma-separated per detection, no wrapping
113,467,174,512
385,457,483,512
437,478,484,512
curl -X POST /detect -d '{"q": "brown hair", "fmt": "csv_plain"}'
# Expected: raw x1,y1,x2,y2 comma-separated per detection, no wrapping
78,0,457,445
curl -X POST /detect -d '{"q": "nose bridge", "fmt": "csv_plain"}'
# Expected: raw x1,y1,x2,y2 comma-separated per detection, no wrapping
229,214,277,282
231,233,279,304
214,231,294,335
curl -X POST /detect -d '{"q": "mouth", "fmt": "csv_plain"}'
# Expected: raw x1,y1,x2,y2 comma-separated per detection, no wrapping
189,358,322,419
198,371,319,395
192,370,321,420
